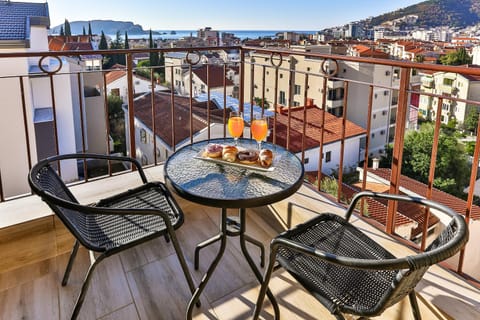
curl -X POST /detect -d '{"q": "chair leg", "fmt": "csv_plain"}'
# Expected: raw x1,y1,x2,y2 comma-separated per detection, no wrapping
62,240,80,286
252,248,279,320
244,234,265,267
409,291,422,320
166,225,199,306
70,252,106,320
164,234,170,243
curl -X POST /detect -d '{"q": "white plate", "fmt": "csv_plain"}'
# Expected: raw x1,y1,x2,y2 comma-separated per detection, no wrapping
195,150,275,172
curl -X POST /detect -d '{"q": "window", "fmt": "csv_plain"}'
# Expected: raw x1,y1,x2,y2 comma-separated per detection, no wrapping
384,90,389,96
328,88,344,101
380,130,385,135
443,78,454,86
385,70,391,76
293,102,300,106
304,158,309,164
371,133,375,138
140,129,147,144
294,84,301,95
382,110,388,116
279,73,284,79
111,88,120,96
279,91,286,105
325,151,331,163
373,114,376,119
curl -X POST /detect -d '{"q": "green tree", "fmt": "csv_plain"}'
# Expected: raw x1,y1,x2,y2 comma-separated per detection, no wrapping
88,21,92,37
254,97,270,109
64,19,71,36
381,123,470,197
136,60,152,79
107,94,126,154
124,31,129,49
415,55,425,63
99,31,110,69
439,47,472,65
82,26,86,36
464,106,479,133
99,31,108,50
107,31,125,67
149,29,159,67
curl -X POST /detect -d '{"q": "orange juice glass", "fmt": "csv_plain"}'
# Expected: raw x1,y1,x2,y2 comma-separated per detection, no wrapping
228,111,244,145
251,114,268,149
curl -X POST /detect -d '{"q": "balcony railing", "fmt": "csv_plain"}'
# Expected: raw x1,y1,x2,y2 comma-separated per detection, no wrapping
0,45,479,285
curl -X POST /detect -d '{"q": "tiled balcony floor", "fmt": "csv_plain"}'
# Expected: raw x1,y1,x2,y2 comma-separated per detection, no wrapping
0,165,479,319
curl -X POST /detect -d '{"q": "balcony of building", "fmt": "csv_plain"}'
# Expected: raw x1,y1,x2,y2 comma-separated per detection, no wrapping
0,46,480,319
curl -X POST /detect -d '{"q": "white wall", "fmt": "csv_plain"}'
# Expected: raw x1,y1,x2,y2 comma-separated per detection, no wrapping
301,137,362,174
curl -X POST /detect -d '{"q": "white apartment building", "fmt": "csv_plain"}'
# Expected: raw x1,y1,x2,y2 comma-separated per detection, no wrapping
0,2,108,198
0,2,78,197
244,45,404,158
419,70,480,125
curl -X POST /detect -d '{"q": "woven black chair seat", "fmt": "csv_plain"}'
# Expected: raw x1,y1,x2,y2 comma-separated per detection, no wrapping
253,191,469,320
85,183,181,251
28,153,196,319
277,213,398,315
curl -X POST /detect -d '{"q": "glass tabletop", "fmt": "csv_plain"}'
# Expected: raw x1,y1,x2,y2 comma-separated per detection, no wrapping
164,138,305,208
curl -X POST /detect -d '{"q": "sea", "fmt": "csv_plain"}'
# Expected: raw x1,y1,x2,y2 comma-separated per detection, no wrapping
118,30,316,41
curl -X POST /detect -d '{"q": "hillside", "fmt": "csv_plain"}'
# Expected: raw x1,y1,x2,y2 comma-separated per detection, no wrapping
50,20,155,35
368,0,480,28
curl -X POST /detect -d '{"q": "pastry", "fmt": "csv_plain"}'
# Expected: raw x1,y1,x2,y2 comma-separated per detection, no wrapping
259,149,274,167
205,143,223,158
237,149,259,164
222,145,238,162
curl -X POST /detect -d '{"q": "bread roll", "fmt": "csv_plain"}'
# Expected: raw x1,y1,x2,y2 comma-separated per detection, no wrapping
259,149,274,167
222,145,238,162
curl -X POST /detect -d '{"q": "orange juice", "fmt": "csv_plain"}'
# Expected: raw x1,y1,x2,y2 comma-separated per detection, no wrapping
228,116,244,138
251,119,268,142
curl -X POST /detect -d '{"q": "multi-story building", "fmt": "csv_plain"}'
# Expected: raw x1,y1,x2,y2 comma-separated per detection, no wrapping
244,44,408,158
419,68,480,126
0,1,82,197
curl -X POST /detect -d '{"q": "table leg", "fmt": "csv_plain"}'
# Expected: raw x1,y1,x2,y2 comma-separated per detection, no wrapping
194,214,266,269
186,208,228,320
194,234,223,270
238,208,280,319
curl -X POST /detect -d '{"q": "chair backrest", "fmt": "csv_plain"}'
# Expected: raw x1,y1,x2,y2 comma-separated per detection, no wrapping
28,157,88,240
378,204,468,313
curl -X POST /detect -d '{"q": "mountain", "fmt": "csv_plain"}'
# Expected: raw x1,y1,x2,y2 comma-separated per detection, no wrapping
50,20,155,36
368,0,480,28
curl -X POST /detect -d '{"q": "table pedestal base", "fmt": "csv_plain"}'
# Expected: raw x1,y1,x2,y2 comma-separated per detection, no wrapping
186,208,279,320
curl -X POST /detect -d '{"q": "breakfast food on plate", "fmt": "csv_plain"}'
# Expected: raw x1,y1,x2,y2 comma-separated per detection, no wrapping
237,149,259,165
205,143,223,158
222,145,238,162
259,149,274,168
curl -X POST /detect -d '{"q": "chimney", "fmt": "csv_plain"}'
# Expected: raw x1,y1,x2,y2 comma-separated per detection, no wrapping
306,97,314,106
372,158,380,170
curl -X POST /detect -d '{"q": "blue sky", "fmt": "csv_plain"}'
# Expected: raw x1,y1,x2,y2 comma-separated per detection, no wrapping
25,0,422,30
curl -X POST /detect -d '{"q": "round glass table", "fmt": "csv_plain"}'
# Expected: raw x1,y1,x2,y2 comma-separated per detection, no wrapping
164,138,304,319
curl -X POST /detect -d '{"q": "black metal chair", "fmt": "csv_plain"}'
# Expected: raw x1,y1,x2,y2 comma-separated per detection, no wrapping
28,153,196,320
253,191,469,320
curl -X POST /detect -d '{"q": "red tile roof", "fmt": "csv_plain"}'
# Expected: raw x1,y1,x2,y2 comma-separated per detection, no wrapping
270,105,366,153
133,92,228,148
192,65,234,88
48,35,94,51
105,70,126,85
367,168,480,220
